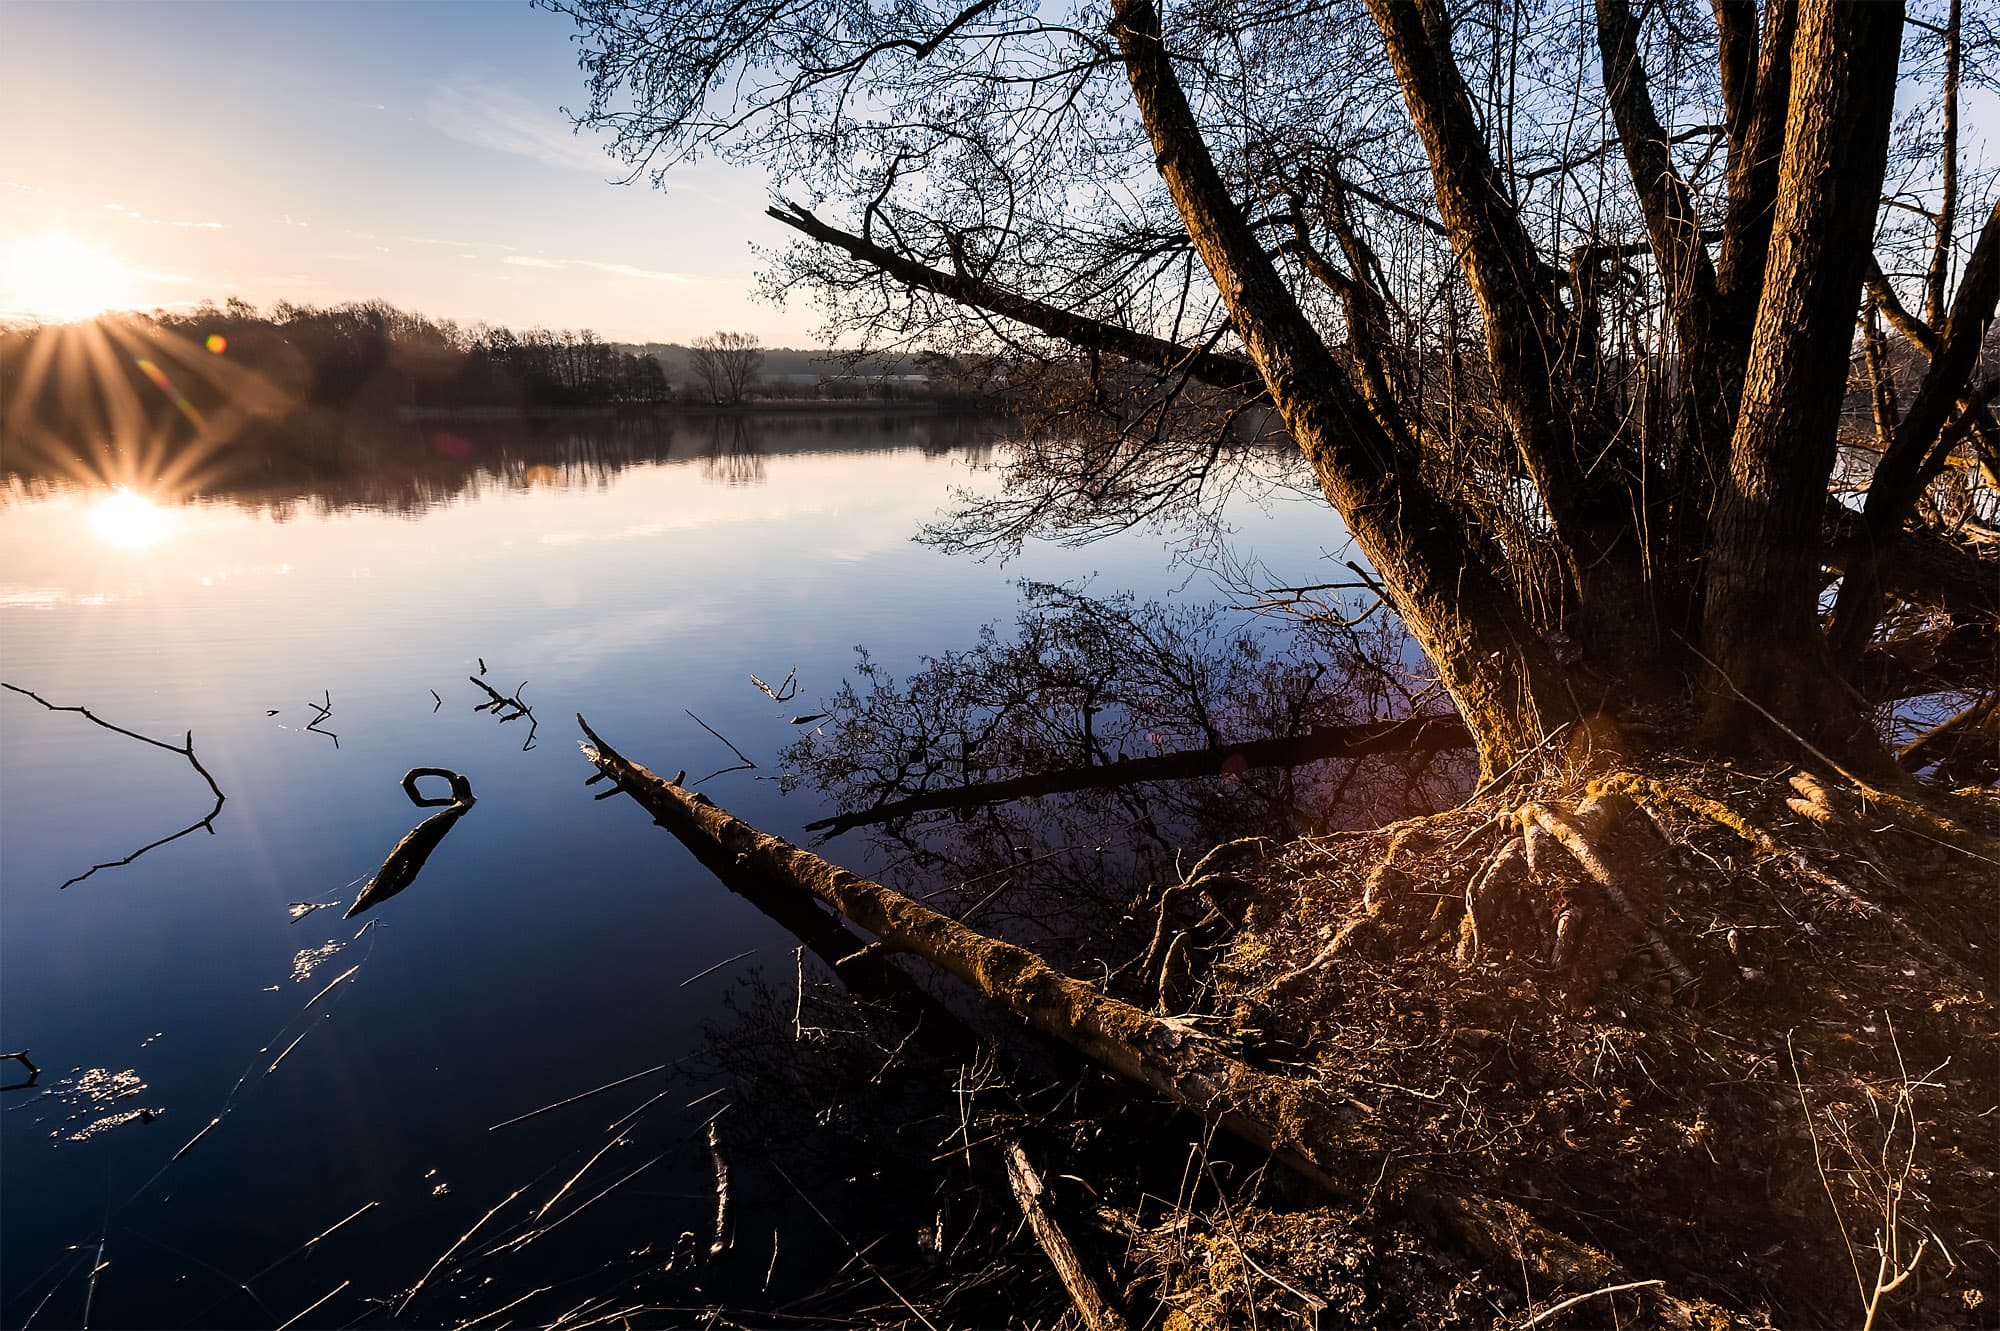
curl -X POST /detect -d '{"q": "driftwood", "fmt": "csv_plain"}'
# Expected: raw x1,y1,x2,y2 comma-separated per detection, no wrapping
344,769,476,919
470,675,538,751
1003,1139,1128,1331
804,713,1472,836
576,716,1725,1326
2,1050,39,1092
2,681,227,888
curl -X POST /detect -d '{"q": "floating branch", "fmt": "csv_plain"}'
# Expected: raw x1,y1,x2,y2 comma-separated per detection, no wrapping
750,666,799,702
304,690,339,748
344,768,476,919
804,713,1472,836
2,1050,39,1092
469,675,538,751
2,681,227,889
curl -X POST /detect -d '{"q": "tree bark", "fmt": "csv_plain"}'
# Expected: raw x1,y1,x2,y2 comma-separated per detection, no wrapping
1700,0,1906,765
1110,0,1577,777
1003,1141,1129,1331
577,717,1726,1323
1366,0,1659,671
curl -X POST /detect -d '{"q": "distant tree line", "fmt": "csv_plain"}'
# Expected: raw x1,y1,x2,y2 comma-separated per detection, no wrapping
0,302,1004,450
0,299,675,435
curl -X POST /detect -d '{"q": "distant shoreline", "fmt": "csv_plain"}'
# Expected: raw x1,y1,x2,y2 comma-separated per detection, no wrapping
398,399,993,422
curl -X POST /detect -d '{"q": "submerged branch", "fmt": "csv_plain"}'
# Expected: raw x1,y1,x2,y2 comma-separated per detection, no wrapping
344,768,476,918
2,681,227,889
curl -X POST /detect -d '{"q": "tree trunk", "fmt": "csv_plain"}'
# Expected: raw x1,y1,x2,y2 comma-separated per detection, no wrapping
1366,0,1661,673
1701,0,1906,766
1110,0,1578,778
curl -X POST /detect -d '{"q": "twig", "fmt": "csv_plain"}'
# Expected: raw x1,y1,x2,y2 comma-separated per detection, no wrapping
486,1063,672,1132
707,1120,731,1258
396,1188,524,1315
264,1020,323,1076
686,708,758,785
751,666,799,702
679,949,757,987
530,1094,668,1226
305,690,339,748
1686,641,1998,863
1457,721,1574,809
2,682,227,888
275,1280,350,1331
1516,1279,1664,1327
772,1162,941,1331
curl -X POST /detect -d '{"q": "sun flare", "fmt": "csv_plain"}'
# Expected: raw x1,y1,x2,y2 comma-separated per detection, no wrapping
3,233,142,323
87,488,177,550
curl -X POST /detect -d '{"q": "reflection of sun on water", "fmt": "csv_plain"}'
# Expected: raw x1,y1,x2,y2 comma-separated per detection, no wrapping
88,488,177,550
2,233,142,322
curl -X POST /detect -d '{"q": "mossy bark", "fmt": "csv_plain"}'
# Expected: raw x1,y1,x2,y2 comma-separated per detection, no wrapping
578,715,1737,1326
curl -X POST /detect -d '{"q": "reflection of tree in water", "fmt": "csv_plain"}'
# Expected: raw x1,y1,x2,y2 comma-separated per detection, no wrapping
699,416,768,487
404,591,1476,1328
786,583,1470,950
4,394,1003,517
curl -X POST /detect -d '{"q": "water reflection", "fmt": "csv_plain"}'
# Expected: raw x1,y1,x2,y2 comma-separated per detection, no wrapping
0,411,1360,1328
4,409,1002,521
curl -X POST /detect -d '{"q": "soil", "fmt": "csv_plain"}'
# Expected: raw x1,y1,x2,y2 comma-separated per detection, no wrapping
1132,754,1998,1328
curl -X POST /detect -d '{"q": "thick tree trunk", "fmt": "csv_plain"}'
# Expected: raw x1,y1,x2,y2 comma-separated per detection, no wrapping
1701,0,1905,765
1110,0,1577,778
1366,0,1661,673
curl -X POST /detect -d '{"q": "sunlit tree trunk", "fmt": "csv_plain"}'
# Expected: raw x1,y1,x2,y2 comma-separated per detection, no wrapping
1701,0,1906,763
1110,0,1578,777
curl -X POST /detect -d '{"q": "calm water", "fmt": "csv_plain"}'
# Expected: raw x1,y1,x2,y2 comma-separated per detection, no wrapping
0,412,1336,1328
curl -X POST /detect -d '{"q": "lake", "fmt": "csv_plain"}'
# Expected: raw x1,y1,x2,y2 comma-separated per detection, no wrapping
0,411,1346,1329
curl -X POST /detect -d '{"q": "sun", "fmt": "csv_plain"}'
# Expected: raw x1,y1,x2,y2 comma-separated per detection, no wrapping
2,232,142,322
87,487,178,550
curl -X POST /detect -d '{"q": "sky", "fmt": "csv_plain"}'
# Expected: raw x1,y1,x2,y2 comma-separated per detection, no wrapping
0,1,815,343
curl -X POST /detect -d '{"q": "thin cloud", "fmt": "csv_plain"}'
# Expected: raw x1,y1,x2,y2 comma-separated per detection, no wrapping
428,71,615,173
103,202,223,230
502,254,693,283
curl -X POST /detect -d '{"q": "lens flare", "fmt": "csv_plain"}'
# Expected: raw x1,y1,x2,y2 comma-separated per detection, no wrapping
205,333,227,354
87,488,177,550
1,233,143,322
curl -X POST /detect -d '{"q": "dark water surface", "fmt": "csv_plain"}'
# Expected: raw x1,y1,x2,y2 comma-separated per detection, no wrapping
0,413,1335,1328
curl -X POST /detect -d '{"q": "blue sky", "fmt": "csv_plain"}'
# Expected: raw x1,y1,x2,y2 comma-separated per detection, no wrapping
0,1,815,342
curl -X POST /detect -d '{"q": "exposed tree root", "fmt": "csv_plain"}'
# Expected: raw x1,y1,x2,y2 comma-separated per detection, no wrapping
1208,757,1993,1327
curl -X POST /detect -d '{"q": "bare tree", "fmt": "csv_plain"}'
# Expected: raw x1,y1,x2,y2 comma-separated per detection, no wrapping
543,0,1996,783
687,330,763,404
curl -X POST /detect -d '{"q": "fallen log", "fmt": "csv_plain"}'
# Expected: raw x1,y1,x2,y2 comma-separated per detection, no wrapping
804,713,1472,836
576,716,1730,1327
